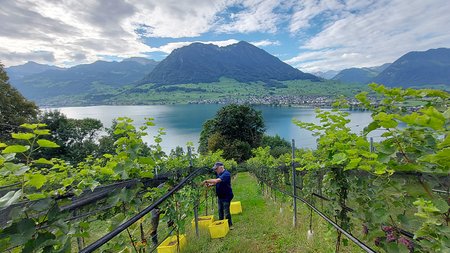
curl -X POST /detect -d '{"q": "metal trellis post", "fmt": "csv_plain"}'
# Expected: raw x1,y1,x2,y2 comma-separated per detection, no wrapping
370,137,374,152
292,139,297,227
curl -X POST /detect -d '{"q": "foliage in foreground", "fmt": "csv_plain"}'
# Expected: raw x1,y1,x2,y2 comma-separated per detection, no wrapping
0,117,235,252
247,84,449,253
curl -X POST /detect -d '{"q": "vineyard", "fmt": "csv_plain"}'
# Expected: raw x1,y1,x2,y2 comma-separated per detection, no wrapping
0,84,449,252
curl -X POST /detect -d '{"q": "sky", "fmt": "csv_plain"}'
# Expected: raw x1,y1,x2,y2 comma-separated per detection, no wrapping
1,0,450,72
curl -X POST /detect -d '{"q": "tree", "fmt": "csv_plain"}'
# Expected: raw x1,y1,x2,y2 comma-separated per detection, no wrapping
199,104,265,162
37,110,103,164
261,134,291,158
0,62,39,141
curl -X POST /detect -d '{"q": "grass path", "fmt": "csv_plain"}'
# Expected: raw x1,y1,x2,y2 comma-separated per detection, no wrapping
182,172,361,253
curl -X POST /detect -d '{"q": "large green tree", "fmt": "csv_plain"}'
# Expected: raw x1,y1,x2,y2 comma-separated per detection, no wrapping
199,104,265,162
0,62,39,140
37,110,103,164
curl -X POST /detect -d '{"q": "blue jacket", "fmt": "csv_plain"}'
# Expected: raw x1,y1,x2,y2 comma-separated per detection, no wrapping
215,170,234,201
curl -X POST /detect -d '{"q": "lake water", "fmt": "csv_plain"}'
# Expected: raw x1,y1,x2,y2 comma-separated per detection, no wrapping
46,105,382,153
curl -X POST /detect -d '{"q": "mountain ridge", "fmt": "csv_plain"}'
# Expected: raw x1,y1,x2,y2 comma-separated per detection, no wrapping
6,57,159,100
141,41,320,86
332,63,391,84
373,48,450,87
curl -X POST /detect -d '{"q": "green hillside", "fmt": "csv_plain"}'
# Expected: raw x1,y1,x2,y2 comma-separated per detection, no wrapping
37,78,368,106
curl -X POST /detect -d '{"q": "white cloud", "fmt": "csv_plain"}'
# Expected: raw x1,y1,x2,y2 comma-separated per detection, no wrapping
130,0,233,38
148,39,240,54
289,0,346,33
0,0,243,67
217,0,284,33
287,0,450,72
1,0,449,72
250,39,280,47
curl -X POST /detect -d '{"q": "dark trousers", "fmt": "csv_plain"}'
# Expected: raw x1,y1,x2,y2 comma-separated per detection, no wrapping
150,208,160,245
218,198,232,227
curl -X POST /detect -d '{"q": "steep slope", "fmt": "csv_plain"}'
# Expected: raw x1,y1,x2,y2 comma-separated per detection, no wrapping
6,61,63,82
373,48,450,87
8,58,158,100
332,63,391,84
313,70,339,79
142,41,320,85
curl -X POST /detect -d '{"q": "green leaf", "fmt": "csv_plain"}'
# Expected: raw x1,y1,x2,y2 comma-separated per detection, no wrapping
2,218,36,246
432,198,449,213
438,134,450,148
140,171,153,178
0,142,7,148
331,153,347,165
138,157,155,166
26,193,47,201
100,167,114,175
0,190,22,208
2,145,29,154
103,153,113,158
37,139,60,148
26,174,47,189
113,129,126,135
345,158,362,170
33,129,51,135
373,112,398,128
14,164,30,176
33,158,54,165
62,178,74,187
11,132,35,140
20,123,38,129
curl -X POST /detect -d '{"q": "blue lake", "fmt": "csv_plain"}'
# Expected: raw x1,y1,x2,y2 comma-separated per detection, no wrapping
47,105,382,153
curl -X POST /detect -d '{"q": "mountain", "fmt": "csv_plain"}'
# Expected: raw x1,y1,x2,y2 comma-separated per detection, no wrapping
141,41,320,86
332,63,391,84
7,61,63,81
7,57,158,100
373,48,450,87
369,63,391,73
313,70,339,79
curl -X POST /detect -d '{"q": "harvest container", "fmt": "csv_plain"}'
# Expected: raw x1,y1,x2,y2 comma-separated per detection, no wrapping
191,215,214,230
157,234,187,253
230,201,242,214
208,219,229,239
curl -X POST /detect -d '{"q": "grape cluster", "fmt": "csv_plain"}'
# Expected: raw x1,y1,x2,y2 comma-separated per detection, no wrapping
375,226,414,252
362,224,368,235
398,236,414,252
381,226,397,242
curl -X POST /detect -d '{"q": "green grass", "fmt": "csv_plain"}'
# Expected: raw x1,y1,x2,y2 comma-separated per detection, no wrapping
35,76,450,106
182,172,362,253
109,78,367,104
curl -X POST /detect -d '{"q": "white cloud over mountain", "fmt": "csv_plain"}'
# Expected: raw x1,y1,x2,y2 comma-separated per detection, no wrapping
1,0,449,72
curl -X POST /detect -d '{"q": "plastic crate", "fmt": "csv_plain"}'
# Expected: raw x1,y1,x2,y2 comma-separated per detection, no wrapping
191,215,214,230
230,201,242,214
208,219,229,239
157,234,187,253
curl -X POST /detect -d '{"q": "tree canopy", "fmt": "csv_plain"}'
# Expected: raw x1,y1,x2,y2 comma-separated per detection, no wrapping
199,104,265,162
37,110,104,164
0,62,39,141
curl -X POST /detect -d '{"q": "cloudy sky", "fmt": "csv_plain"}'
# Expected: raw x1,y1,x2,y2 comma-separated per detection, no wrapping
1,0,449,72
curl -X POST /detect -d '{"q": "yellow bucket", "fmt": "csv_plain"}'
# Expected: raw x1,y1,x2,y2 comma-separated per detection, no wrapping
157,234,187,253
191,215,214,230
230,201,242,214
208,219,229,239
